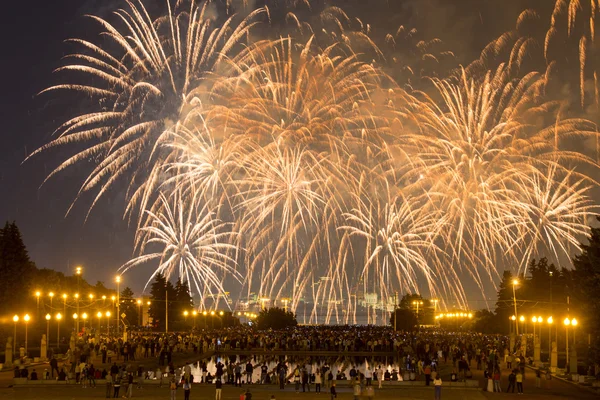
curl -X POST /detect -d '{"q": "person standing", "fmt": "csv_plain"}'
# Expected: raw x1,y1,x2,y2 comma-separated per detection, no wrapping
105,373,113,399
170,378,178,400
516,370,524,394
112,374,121,398
424,364,431,386
535,368,542,388
433,376,442,400
493,369,501,393
126,372,134,398
315,368,322,393
365,368,372,386
184,379,192,400
507,370,516,393
330,383,337,400
215,378,222,400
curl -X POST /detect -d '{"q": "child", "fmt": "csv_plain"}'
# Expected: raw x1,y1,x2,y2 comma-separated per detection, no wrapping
330,383,337,400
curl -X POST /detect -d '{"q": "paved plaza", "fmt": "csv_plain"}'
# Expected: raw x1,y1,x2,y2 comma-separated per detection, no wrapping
0,364,596,400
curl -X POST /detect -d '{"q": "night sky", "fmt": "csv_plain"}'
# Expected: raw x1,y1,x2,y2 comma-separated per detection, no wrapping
0,0,558,304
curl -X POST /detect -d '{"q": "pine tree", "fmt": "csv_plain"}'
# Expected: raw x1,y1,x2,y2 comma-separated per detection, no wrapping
119,286,139,326
0,221,37,312
494,270,515,333
572,220,600,365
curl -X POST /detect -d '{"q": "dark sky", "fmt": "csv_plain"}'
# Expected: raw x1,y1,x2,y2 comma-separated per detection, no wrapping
0,0,553,303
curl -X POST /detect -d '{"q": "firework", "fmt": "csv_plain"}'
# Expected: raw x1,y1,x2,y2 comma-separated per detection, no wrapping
120,188,239,308
34,0,600,322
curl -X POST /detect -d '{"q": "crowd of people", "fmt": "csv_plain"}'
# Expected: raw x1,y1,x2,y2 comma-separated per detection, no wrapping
13,323,595,398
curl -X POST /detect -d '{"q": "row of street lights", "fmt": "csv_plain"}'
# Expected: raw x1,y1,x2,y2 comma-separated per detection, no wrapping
509,314,578,366
34,267,126,335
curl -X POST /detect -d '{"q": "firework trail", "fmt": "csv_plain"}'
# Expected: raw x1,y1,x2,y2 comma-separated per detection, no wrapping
34,0,600,321
30,0,265,219
120,187,238,308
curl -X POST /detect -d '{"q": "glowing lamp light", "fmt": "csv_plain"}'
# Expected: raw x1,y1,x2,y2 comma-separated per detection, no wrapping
45,314,51,321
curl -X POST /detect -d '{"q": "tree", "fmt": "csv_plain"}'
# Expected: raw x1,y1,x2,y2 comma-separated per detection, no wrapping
398,294,434,325
390,308,418,331
494,270,515,333
148,274,176,330
256,307,297,330
571,219,600,366
119,287,139,327
0,222,37,312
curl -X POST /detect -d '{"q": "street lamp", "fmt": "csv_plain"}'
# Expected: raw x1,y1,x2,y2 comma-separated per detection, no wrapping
45,314,51,350
519,315,526,335
12,315,18,359
82,312,88,330
73,313,78,331
56,313,62,348
192,311,197,329
572,318,578,356
116,276,121,335
547,316,553,360
105,311,111,335
74,293,80,332
35,291,41,313
412,300,424,320
75,267,82,318
97,311,103,332
24,314,30,357
512,279,519,336
137,300,142,326
564,317,571,368
49,292,54,309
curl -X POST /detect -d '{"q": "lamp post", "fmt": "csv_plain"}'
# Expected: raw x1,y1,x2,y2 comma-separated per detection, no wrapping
106,311,111,335
82,312,88,331
97,311,103,332
519,315,526,334
571,318,578,368
116,276,121,335
75,293,80,332
75,267,82,323
547,316,553,361
512,279,519,336
137,300,142,326
62,294,67,316
12,315,18,359
510,315,516,335
56,313,62,348
49,292,54,310
146,301,151,328
24,314,30,357
35,291,41,314
45,314,51,347
192,311,197,330
564,317,571,369
73,313,78,331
